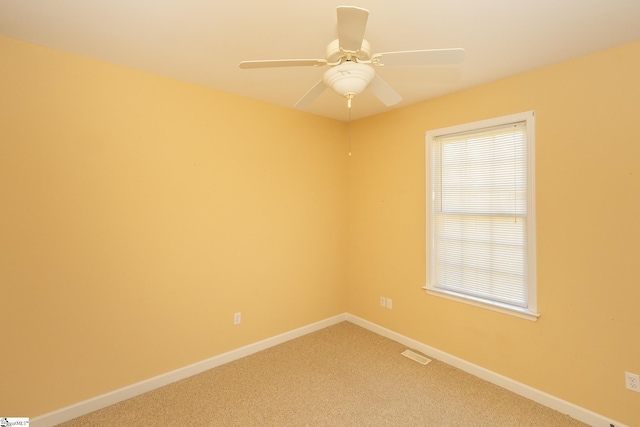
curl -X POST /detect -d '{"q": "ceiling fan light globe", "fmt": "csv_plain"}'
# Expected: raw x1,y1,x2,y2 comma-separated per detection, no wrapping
323,62,375,98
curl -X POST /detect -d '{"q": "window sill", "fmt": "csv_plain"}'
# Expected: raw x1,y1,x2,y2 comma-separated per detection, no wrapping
423,286,540,321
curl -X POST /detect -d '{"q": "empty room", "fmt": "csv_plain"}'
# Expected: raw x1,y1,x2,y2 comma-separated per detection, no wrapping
1,1,639,426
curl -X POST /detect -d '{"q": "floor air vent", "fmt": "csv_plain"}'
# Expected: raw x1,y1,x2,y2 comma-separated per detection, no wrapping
401,349,432,365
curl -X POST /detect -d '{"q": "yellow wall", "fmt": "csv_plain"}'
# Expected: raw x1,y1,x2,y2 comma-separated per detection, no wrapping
348,40,640,425
0,36,348,416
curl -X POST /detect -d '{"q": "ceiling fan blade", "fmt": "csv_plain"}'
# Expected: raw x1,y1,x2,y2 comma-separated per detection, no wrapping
337,6,369,52
294,80,327,109
374,48,465,67
239,59,327,69
368,75,402,106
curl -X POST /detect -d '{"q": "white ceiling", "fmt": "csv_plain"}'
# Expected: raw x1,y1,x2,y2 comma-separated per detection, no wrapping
1,1,640,121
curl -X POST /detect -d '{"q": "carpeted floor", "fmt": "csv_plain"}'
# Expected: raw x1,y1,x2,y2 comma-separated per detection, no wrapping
59,321,587,426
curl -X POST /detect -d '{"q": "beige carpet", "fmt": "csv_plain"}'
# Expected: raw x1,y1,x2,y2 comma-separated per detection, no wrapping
59,321,587,426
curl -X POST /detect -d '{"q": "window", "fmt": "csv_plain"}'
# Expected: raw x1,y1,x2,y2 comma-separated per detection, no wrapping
425,112,538,320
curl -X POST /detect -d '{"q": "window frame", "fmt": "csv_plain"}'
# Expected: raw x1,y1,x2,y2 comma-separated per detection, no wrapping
425,111,539,321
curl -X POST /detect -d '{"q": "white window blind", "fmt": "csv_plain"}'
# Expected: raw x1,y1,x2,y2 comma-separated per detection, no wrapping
427,112,537,318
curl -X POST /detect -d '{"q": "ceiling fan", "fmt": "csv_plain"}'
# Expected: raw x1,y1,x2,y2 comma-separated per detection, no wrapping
239,6,465,109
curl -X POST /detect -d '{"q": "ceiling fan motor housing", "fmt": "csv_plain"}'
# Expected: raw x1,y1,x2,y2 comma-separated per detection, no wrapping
323,61,375,97
326,39,371,63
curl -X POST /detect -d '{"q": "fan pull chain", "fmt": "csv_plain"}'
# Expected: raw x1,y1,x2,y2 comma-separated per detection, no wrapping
347,96,352,156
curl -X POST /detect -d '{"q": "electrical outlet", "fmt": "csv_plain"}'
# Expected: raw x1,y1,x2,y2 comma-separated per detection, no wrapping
626,371,640,392
386,298,392,309
380,297,386,307
234,312,241,325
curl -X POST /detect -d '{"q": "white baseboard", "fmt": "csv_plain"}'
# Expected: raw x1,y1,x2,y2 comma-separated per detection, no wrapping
30,313,347,427
345,314,627,427
31,312,626,427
